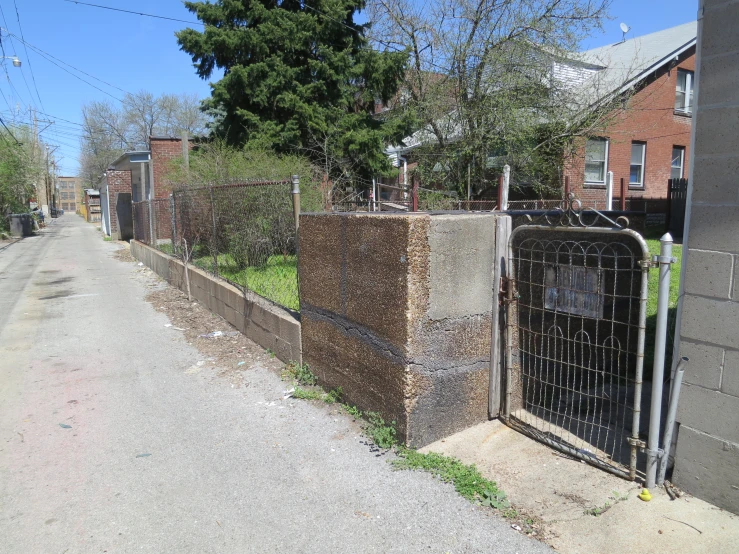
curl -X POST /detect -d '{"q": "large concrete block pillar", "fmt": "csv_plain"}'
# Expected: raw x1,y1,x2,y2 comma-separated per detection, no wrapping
299,212,507,447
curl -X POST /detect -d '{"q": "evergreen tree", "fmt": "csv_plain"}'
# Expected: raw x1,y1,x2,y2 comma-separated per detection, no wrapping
177,0,409,182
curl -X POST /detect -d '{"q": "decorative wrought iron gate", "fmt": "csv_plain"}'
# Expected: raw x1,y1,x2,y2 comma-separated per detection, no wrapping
503,197,651,479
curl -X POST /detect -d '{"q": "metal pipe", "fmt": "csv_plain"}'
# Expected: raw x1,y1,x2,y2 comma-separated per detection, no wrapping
658,356,689,485
291,175,301,231
620,177,626,211
630,255,651,481
646,233,675,489
501,164,510,211
605,171,614,211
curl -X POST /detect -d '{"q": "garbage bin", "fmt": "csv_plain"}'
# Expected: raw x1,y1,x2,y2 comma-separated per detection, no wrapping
8,214,34,237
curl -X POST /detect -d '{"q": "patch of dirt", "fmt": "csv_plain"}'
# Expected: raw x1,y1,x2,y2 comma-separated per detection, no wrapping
145,285,283,387
113,243,136,263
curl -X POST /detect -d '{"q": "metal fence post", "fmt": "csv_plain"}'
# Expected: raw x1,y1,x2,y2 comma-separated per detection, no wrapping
646,233,676,489
605,171,614,211
147,198,154,246
170,193,177,255
291,175,301,232
501,164,510,211
209,185,219,275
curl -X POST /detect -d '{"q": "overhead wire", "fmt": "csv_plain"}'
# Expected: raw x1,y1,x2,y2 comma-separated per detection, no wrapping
4,30,126,101
11,0,45,109
63,0,204,26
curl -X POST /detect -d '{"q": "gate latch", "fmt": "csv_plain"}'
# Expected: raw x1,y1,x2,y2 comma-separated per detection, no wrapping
627,437,647,451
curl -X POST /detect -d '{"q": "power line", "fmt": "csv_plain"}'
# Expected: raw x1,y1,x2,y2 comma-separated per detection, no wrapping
0,115,20,143
5,30,127,100
63,0,204,26
11,0,45,109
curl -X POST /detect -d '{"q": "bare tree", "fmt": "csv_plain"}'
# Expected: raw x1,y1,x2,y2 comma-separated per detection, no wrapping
79,92,210,187
368,0,627,195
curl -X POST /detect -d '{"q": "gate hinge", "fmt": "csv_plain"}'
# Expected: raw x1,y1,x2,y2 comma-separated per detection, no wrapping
627,437,647,450
499,277,519,304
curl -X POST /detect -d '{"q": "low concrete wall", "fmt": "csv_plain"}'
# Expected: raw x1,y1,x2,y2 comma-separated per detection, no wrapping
130,240,301,363
300,212,508,447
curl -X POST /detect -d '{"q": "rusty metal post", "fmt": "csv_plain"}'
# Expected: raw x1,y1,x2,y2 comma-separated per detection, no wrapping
291,175,301,231
620,177,627,211
411,175,419,212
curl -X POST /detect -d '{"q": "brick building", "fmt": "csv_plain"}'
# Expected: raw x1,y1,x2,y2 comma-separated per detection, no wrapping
381,22,696,211
563,22,697,207
57,176,81,213
99,137,193,240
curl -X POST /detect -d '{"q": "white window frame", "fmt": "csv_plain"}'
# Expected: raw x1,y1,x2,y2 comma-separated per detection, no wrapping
584,138,609,185
675,69,694,114
630,142,646,188
671,146,685,180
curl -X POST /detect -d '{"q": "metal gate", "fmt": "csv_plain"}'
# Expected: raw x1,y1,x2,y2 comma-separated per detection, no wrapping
503,197,651,479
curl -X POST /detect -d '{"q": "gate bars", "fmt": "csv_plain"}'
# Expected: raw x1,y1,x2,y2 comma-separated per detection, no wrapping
503,197,652,480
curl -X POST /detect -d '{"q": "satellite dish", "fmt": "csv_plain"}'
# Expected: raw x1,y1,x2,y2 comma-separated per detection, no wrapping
620,22,630,33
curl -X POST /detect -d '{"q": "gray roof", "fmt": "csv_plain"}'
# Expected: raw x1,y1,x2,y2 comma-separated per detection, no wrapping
575,21,697,97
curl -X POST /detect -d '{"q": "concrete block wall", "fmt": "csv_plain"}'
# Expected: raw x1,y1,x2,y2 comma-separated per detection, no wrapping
106,170,131,240
300,212,506,447
672,0,739,515
130,240,301,363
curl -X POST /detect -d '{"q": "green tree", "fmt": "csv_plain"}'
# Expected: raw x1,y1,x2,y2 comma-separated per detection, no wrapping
0,127,43,230
176,0,410,182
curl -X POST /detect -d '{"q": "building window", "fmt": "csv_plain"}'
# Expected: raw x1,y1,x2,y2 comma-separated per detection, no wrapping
630,142,646,187
585,138,608,184
675,69,694,114
671,147,685,179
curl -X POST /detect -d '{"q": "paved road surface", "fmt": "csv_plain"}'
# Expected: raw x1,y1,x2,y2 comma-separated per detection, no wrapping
0,216,550,553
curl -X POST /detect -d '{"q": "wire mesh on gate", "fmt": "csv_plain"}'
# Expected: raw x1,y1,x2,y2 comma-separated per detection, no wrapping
506,224,650,479
172,180,298,312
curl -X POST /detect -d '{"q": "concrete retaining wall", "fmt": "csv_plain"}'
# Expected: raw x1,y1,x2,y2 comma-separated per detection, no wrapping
299,212,508,447
130,240,301,363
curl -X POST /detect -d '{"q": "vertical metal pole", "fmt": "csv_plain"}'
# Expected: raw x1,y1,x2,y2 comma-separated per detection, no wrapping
148,198,154,246
646,233,675,489
181,131,189,168
170,193,177,255
467,162,471,202
501,164,510,211
606,171,614,211
563,175,570,203
658,356,689,485
291,175,301,232
620,177,627,211
209,185,219,275
630,257,651,481
411,175,419,212
497,175,504,211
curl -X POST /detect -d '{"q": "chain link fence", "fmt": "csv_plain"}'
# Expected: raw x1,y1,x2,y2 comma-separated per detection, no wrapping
133,179,299,312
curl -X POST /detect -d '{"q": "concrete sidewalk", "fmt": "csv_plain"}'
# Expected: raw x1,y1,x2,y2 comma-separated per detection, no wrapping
0,215,548,553
422,420,739,553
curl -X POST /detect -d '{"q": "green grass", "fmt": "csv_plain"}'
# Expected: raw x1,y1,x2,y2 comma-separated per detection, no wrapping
643,229,683,377
393,448,510,510
193,253,298,311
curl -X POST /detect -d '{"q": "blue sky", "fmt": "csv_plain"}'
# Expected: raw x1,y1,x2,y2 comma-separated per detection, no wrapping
0,0,699,175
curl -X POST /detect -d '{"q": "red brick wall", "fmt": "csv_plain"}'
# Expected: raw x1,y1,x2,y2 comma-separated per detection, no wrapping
565,46,695,205
107,170,131,234
150,137,194,199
